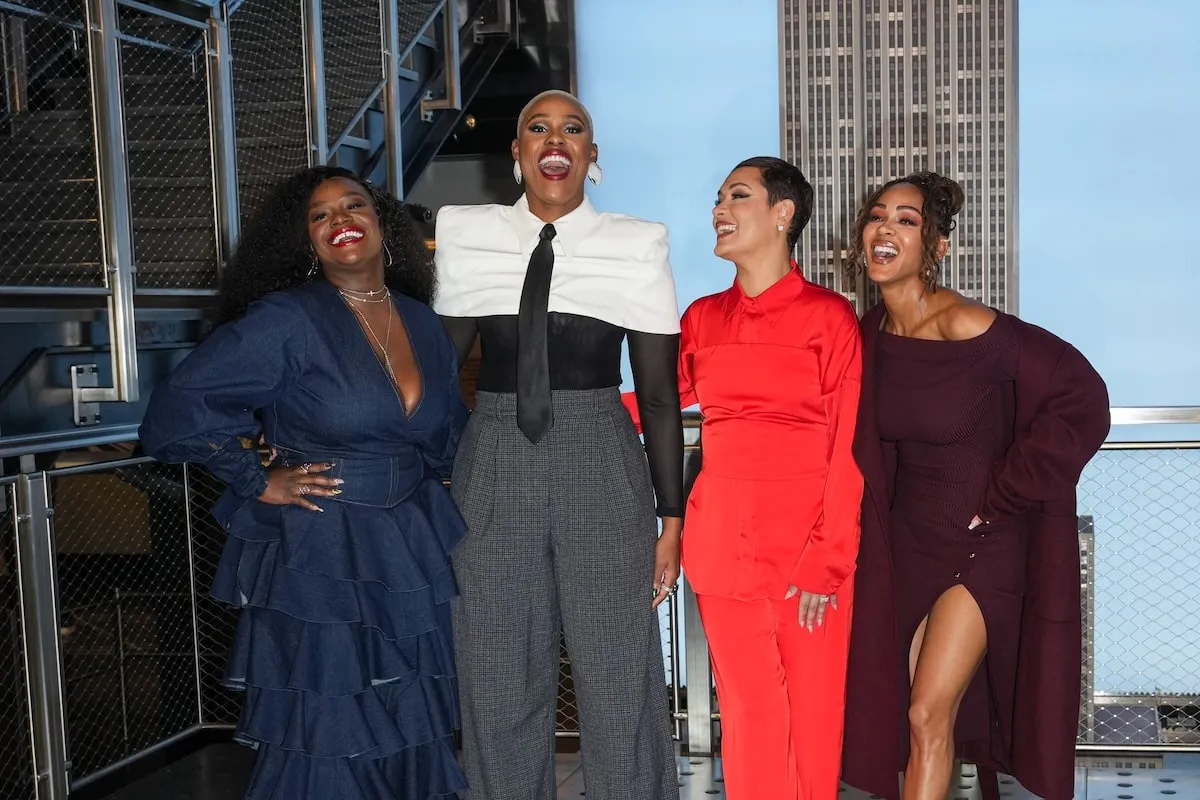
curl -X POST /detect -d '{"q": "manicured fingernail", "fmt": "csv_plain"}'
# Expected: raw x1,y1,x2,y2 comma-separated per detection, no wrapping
331,489,342,495
334,479,345,485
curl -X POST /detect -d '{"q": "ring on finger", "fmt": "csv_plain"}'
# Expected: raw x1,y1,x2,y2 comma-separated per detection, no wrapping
299,463,312,473
297,484,311,496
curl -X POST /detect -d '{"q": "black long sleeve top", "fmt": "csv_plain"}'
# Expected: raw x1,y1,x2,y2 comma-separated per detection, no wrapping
442,312,684,517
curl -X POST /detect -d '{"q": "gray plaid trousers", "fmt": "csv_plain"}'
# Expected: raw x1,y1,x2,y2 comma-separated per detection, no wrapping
450,388,676,800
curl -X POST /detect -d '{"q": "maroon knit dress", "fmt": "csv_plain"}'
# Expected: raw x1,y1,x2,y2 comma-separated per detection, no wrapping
875,313,1022,758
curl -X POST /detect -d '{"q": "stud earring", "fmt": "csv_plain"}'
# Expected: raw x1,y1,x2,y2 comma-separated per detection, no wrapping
512,161,522,184
777,224,785,231
587,162,603,185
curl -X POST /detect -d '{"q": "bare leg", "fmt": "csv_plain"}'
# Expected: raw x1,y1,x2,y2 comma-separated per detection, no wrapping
901,585,987,800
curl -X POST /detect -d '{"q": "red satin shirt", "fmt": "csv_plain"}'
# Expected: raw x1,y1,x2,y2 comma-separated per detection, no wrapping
628,266,864,600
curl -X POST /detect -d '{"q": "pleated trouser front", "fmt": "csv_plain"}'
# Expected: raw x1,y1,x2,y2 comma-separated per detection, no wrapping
450,388,676,800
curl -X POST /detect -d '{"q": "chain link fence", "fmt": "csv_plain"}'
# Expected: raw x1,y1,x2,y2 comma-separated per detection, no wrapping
9,438,1200,789
399,1,442,49
185,464,243,726
116,6,217,291
553,597,679,738
48,457,199,781
322,0,383,143
1077,444,1200,747
0,3,102,288
227,0,308,224
0,478,35,800
1,0,446,293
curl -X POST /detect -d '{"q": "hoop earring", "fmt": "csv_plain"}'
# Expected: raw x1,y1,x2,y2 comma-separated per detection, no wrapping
383,242,394,269
513,161,522,184
587,162,603,185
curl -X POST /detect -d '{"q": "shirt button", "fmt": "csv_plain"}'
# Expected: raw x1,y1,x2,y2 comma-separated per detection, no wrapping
969,553,976,559
953,572,961,579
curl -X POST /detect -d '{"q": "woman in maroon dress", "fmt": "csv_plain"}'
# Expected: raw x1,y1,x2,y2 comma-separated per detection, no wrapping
840,171,1109,800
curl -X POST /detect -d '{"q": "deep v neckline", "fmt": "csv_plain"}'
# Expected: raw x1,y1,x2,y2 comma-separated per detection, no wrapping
336,286,425,421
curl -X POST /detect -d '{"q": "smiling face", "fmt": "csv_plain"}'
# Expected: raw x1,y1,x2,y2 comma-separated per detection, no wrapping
511,93,598,221
860,182,932,288
712,166,793,264
305,177,384,278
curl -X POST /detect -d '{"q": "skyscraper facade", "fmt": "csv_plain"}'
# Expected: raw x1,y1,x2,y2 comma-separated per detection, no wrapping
780,0,1017,312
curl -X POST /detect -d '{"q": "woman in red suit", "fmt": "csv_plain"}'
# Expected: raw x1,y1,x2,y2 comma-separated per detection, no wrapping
840,172,1110,800
630,156,863,799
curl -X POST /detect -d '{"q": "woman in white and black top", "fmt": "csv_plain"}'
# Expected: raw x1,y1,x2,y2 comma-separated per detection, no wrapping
435,89,683,800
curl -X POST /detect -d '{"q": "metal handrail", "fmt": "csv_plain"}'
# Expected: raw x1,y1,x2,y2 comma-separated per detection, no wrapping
1,406,1194,463
682,406,1200,430
418,0,459,117
327,0,443,157
1109,406,1200,425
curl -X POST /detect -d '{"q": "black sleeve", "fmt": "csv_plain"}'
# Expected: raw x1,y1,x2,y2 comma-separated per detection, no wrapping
628,331,684,518
439,315,479,371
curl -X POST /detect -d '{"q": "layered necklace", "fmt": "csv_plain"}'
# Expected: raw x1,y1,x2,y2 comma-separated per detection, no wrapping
338,285,396,385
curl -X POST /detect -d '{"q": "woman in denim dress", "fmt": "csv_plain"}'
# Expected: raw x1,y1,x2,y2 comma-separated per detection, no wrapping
140,166,469,799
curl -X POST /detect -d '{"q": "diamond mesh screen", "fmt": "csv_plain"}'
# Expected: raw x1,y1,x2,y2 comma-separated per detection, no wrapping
227,0,309,224
0,479,34,800
322,0,383,142
1077,446,1200,747
117,7,217,290
0,4,102,288
184,464,242,726
49,459,200,782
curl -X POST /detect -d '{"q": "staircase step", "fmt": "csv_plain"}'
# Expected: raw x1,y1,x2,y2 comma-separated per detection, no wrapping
0,176,280,224
0,217,214,266
137,259,220,291
0,137,303,181
0,221,99,268
0,260,218,290
6,99,326,143
33,64,392,112
0,261,105,288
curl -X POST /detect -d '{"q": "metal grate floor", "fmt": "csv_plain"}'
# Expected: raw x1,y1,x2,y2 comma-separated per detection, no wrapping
98,743,1200,798
555,755,1200,799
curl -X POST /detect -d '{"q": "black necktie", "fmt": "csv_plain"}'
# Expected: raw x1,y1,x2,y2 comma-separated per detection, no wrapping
516,223,556,442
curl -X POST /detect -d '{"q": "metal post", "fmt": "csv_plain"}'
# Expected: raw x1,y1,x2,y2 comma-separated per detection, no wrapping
3,14,28,114
114,588,131,747
15,472,71,799
300,0,328,165
82,0,139,406
182,465,205,724
681,579,713,753
419,0,462,117
380,0,404,198
205,2,240,271
668,592,682,741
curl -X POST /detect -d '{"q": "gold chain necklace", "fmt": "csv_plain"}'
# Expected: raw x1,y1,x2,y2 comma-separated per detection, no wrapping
339,286,390,304
345,298,396,384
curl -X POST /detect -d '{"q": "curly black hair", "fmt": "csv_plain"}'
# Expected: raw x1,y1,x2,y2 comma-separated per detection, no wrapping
214,166,434,326
846,170,965,290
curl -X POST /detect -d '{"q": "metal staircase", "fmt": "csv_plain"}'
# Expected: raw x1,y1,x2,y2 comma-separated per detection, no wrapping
0,0,512,439
0,0,509,289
